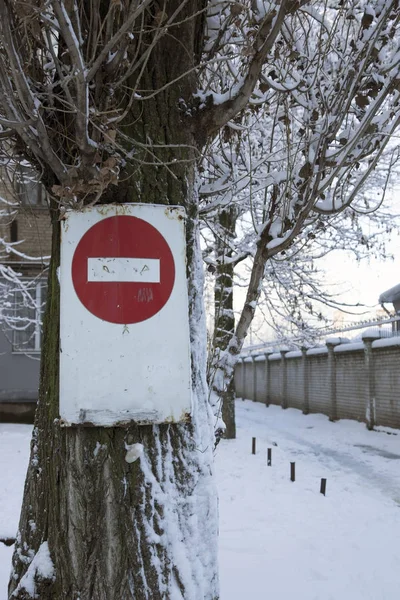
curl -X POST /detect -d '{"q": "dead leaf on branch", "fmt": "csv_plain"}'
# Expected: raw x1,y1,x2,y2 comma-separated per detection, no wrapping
361,12,374,30
154,9,168,26
51,158,120,201
102,156,119,169
242,45,256,57
104,130,117,143
299,162,312,179
355,94,369,109
231,4,244,17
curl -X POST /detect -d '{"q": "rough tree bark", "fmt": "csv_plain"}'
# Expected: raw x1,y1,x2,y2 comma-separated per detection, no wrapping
211,206,237,439
7,1,218,598
4,0,399,596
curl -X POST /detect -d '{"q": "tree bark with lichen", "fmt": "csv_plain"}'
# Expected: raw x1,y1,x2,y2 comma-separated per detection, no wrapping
6,1,218,598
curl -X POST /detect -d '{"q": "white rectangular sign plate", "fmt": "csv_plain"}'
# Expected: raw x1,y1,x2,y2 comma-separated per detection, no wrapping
88,257,160,283
59,203,192,426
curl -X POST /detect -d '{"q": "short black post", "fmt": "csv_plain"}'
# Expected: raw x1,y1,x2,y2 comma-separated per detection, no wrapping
252,437,256,455
267,448,272,466
290,462,295,482
320,478,327,496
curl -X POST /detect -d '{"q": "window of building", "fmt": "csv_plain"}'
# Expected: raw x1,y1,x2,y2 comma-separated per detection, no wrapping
15,164,46,207
12,280,47,353
10,219,18,242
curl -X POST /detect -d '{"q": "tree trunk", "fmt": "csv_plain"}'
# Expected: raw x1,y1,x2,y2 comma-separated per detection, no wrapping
10,211,218,600
9,2,218,598
211,207,237,439
221,378,236,440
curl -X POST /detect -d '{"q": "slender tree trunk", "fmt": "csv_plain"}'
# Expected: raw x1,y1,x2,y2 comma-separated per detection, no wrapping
221,378,236,440
9,2,218,598
211,207,237,439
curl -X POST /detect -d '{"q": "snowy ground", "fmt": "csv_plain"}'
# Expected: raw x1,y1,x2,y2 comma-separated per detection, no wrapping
2,402,400,599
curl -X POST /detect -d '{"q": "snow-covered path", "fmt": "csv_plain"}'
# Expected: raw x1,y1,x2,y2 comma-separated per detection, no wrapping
218,401,400,600
1,402,400,599
237,403,400,504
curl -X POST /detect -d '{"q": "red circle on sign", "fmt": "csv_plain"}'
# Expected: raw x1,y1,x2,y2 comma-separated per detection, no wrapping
71,215,175,324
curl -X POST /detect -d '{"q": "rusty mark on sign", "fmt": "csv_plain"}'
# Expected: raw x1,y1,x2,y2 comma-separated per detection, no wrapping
137,287,153,303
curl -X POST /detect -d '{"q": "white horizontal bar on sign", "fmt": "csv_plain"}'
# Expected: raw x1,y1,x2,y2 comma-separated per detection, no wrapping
87,257,160,283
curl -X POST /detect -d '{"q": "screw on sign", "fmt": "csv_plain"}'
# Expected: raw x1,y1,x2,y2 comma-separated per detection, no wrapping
71,215,175,324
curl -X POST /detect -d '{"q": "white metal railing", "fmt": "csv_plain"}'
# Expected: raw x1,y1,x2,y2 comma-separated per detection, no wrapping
241,315,400,357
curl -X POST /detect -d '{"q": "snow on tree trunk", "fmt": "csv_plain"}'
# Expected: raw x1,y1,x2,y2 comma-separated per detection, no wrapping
7,0,219,597
9,199,218,600
4,0,400,595
211,207,237,439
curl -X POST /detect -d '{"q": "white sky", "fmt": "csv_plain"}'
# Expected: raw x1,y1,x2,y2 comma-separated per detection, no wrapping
237,231,400,346
320,235,400,319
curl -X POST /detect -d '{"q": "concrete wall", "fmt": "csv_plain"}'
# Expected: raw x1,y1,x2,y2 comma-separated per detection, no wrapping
308,352,330,416
235,337,400,430
373,341,400,429
286,355,303,411
0,329,39,421
0,329,40,399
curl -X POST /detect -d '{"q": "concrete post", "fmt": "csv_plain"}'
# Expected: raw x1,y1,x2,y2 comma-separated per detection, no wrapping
241,357,246,400
264,352,271,407
252,356,257,402
301,347,309,415
326,341,338,422
363,333,380,430
281,350,289,409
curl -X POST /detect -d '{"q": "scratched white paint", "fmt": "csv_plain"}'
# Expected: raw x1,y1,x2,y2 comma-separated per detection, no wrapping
88,257,160,283
59,204,192,426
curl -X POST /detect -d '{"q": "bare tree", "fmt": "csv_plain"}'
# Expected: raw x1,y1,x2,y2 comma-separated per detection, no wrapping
1,0,400,597
200,1,400,438
1,1,219,598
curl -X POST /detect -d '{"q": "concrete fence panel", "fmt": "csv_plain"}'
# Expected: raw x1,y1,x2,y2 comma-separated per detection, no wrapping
373,342,400,429
308,352,330,416
286,355,304,411
235,337,400,430
243,358,254,400
234,361,244,398
255,357,266,403
268,356,282,405
335,347,365,422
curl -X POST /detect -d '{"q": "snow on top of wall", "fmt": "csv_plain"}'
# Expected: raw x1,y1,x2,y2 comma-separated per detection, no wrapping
306,347,328,356
326,337,350,345
361,328,387,340
285,351,302,359
268,352,282,360
372,337,400,349
334,342,365,353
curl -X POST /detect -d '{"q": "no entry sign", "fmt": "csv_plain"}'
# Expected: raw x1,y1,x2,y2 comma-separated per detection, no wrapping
59,204,192,427
71,215,175,324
